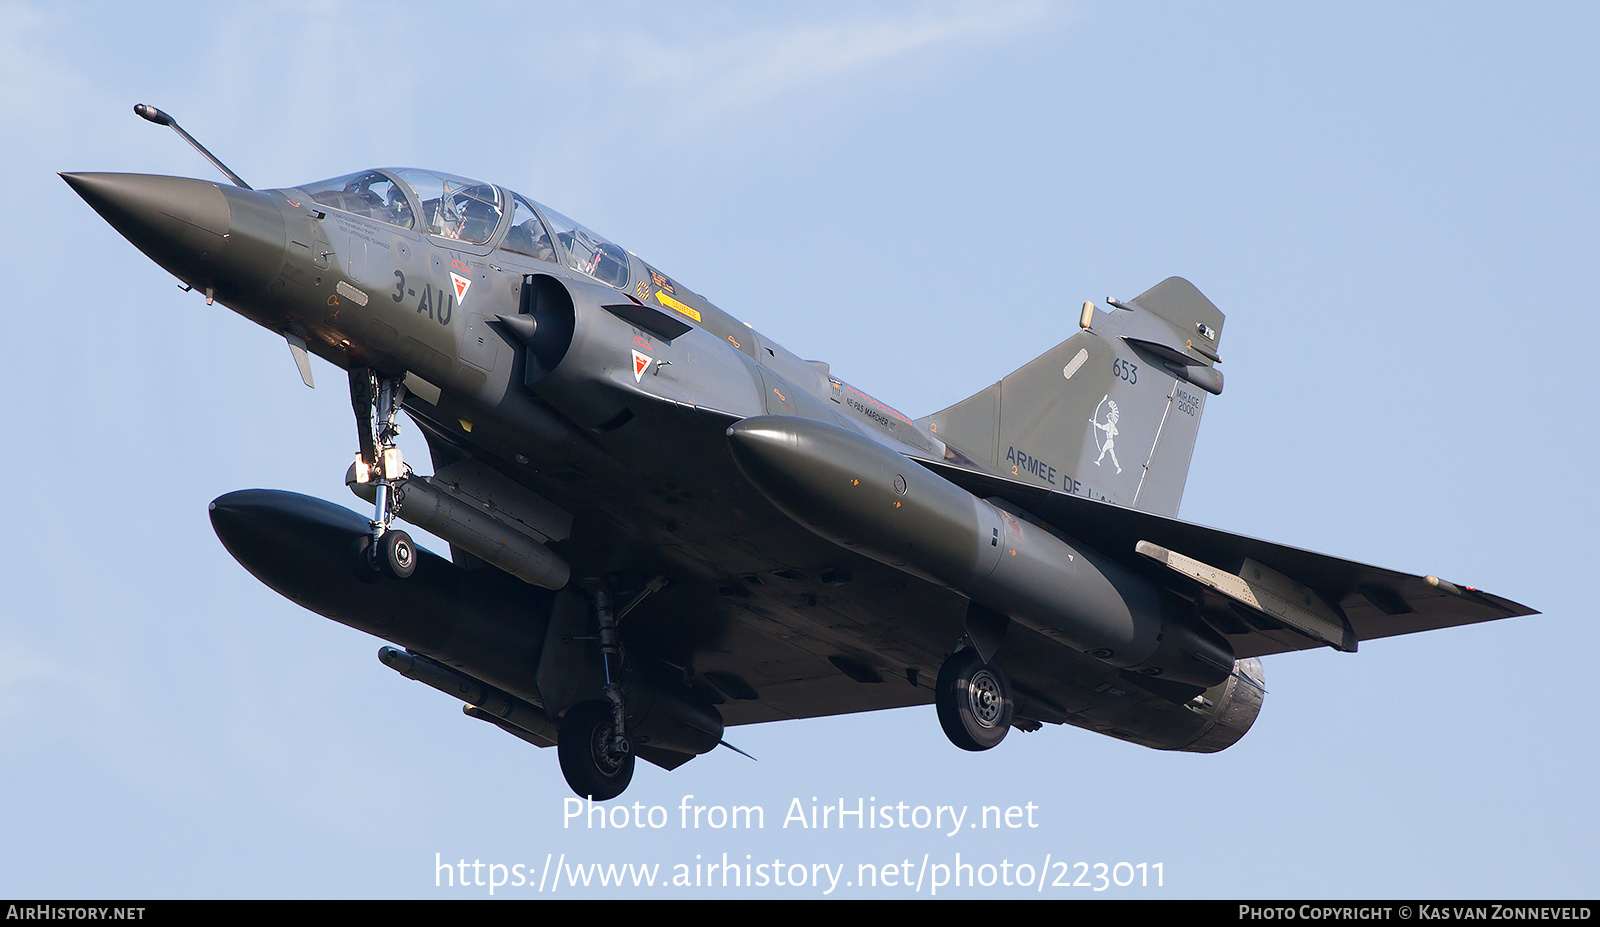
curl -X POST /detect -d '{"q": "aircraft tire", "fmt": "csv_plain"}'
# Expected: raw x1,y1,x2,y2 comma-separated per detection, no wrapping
558,700,635,801
377,530,416,580
348,535,383,584
935,649,1013,751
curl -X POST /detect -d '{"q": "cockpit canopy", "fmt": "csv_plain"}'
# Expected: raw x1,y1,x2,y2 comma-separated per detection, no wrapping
392,168,503,245
295,168,630,288
299,170,415,229
538,203,630,288
298,168,504,245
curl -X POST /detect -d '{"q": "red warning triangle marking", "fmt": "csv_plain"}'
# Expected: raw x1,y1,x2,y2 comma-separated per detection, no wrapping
449,271,472,303
632,349,652,382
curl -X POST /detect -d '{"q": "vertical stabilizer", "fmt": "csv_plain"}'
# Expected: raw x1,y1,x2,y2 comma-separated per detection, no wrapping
920,277,1224,517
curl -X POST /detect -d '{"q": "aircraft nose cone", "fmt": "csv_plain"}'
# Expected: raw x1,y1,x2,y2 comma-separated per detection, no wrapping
62,172,285,298
62,172,229,274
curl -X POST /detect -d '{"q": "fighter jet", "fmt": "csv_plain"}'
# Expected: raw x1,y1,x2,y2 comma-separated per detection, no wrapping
62,105,1534,801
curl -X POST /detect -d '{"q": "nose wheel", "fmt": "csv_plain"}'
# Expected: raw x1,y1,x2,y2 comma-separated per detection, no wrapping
377,529,416,579
558,700,635,800
935,648,1014,751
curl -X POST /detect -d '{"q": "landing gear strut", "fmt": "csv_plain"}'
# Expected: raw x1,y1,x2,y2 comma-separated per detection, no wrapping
349,368,415,579
935,648,1014,751
557,585,638,800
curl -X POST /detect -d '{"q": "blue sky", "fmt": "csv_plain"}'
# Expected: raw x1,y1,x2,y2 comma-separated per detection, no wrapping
3,0,1595,898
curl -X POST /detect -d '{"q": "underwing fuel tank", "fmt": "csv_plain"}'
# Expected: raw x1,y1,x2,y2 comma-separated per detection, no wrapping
207,489,553,699
726,416,1236,687
209,490,725,761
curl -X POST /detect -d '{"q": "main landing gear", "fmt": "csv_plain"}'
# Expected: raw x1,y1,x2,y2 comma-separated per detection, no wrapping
557,585,645,800
348,368,416,580
935,648,1015,751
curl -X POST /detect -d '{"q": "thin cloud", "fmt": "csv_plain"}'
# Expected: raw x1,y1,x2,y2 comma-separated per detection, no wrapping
0,2,82,122
616,2,1052,120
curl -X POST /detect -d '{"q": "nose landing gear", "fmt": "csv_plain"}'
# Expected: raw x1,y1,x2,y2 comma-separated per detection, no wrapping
348,367,415,580
935,648,1014,751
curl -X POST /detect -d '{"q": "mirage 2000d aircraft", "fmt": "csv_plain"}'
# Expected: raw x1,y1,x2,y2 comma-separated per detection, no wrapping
63,105,1535,800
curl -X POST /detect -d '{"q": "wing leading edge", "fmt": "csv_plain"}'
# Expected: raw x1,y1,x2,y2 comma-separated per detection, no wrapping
918,458,1535,659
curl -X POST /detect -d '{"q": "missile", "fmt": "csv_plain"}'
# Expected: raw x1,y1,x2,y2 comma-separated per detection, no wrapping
726,416,1234,687
379,646,558,745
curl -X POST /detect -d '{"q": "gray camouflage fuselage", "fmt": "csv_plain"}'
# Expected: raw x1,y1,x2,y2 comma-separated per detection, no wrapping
62,164,1533,787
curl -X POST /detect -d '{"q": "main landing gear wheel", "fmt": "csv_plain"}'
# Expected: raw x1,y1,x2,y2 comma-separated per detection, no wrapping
377,529,416,580
558,700,635,800
935,649,1014,751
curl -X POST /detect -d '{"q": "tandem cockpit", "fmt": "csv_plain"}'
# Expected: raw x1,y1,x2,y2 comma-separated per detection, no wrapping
290,167,767,362
295,168,637,291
